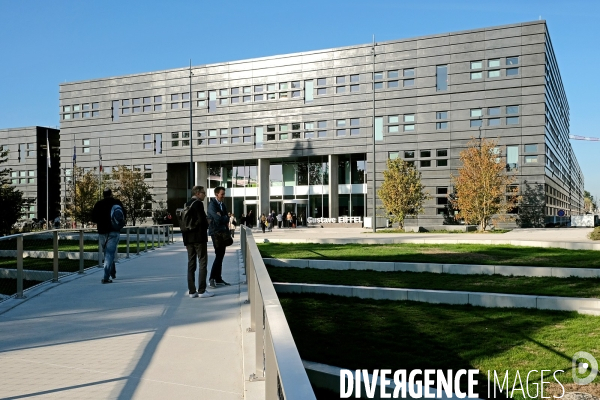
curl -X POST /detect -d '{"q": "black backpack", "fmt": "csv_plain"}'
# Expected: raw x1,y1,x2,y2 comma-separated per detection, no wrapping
179,200,199,232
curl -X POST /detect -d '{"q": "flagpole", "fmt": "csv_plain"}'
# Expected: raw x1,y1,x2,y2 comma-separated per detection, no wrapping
99,139,102,198
46,128,49,229
73,141,77,229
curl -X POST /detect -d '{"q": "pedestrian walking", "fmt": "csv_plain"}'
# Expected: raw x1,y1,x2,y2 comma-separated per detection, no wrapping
91,188,126,284
207,186,232,288
228,212,237,238
276,212,282,229
286,212,292,228
260,213,267,233
181,186,214,298
247,210,254,228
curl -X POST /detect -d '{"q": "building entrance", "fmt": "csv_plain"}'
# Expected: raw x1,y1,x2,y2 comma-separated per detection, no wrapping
282,200,308,227
243,200,258,228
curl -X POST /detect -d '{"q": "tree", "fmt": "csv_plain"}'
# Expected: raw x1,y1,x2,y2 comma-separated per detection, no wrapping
451,138,519,231
377,158,429,230
516,181,546,228
110,165,153,226
0,148,34,235
152,200,168,224
65,166,102,226
584,190,597,213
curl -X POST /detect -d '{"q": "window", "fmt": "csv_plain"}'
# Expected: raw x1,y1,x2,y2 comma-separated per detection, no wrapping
404,125,414,131
436,111,448,120
63,105,71,112
404,151,415,159
388,125,399,133
404,69,415,77
421,160,431,167
470,119,482,127
317,78,327,86
437,159,448,167
305,122,314,129
73,104,81,111
375,117,383,141
350,74,359,82
231,97,239,103
219,89,228,96
220,138,228,144
524,144,537,152
488,59,500,68
488,70,500,78
404,114,415,123
404,79,415,87
374,82,384,90
525,156,538,163
488,107,501,116
471,61,482,69
267,93,276,100
317,130,327,138
436,149,447,157
279,92,288,99
243,96,251,102
388,80,399,88
336,129,346,136
506,105,519,114
63,114,71,120
171,132,179,139
317,88,327,95
219,98,228,105
388,115,399,124
506,56,519,65
291,81,300,88
436,122,448,129
171,94,179,101
292,132,301,139
243,136,252,143
436,65,447,91
255,126,264,148
73,113,80,118
374,72,383,81
231,127,240,136
92,102,100,109
350,118,359,126
389,152,399,160
220,128,228,136
155,134,162,154
254,85,263,92
231,87,239,95
144,164,152,179
420,150,431,158
305,131,314,138
82,111,90,118
471,72,483,80
291,91,301,98
267,125,276,132
350,84,359,92
336,76,345,84
506,68,519,76
507,146,518,168
171,103,179,109
243,126,251,134
305,80,314,103
507,117,519,125
470,109,482,118
243,87,251,94
336,86,346,93
267,83,276,92
388,70,399,79
488,118,501,126
336,120,346,127
134,105,144,112
350,128,360,135
154,104,162,111
317,121,327,129
208,139,217,145
254,94,264,101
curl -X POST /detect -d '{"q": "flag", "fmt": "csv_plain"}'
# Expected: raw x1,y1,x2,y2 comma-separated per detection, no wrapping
99,146,103,172
73,145,76,165
47,139,51,168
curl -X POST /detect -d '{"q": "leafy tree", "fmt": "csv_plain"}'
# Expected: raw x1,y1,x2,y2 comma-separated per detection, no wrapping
377,158,429,230
516,181,546,228
451,138,519,231
0,148,34,235
152,200,168,224
65,166,102,226
584,190,597,213
110,165,153,226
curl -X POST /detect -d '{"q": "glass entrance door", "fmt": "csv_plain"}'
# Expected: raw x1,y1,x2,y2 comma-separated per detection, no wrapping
296,204,307,226
243,202,257,228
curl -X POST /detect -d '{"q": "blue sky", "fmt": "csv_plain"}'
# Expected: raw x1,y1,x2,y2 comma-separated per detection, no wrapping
1,0,598,199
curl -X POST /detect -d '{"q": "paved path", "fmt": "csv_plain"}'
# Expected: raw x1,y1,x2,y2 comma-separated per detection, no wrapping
248,226,596,244
0,239,262,399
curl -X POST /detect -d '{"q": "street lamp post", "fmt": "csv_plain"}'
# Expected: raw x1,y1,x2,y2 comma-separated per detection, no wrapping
189,60,194,191
372,36,376,233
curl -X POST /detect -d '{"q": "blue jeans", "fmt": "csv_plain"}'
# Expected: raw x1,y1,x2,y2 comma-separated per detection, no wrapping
100,231,119,280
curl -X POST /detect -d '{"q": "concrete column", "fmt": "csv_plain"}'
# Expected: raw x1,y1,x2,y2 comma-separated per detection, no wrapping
196,162,208,209
328,154,339,218
258,158,270,217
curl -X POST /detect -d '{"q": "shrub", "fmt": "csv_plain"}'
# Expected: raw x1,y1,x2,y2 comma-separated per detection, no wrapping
590,227,600,240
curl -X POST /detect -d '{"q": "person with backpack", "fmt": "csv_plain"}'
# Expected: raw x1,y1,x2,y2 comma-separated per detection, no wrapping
91,188,126,284
180,186,214,298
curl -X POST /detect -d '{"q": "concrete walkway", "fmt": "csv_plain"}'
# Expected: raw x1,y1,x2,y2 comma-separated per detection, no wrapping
0,239,261,399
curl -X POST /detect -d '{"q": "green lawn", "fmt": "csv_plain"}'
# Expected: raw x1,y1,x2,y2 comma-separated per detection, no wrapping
280,293,600,399
258,243,600,269
0,258,100,272
267,266,600,298
0,239,165,253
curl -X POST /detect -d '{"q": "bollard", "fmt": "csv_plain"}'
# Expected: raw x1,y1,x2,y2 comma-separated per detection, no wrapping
79,230,84,274
53,231,59,282
16,236,24,299
126,227,130,258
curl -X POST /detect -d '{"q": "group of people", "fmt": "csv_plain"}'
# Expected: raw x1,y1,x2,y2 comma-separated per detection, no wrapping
91,186,231,299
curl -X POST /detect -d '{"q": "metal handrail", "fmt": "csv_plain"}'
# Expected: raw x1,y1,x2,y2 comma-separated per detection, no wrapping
0,224,174,300
240,226,316,400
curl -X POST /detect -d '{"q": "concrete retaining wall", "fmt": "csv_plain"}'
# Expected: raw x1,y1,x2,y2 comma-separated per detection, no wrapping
263,258,600,279
0,250,128,261
0,268,69,280
274,283,600,315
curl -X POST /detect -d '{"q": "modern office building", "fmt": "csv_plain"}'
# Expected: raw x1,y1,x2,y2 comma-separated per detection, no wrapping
0,126,61,222
57,20,584,226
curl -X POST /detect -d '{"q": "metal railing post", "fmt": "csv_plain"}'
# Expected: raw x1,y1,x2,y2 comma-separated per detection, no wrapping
136,228,140,255
144,227,148,251
170,225,174,243
52,231,59,282
78,229,84,274
126,227,130,258
98,235,103,268
264,322,278,400
253,280,265,379
151,226,155,250
16,236,24,299
157,225,161,247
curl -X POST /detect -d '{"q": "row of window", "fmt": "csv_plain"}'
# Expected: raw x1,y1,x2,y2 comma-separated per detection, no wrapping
61,103,100,120
470,57,519,81
10,170,35,185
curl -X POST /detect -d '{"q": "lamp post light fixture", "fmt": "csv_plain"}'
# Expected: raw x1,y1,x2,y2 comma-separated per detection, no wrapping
189,60,194,191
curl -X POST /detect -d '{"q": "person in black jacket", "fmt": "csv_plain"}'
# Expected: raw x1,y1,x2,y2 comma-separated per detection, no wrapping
182,186,214,298
91,188,126,284
207,186,231,288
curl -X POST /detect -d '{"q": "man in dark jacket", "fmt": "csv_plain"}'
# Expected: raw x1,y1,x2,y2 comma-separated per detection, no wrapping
207,186,231,288
91,188,126,284
182,186,214,298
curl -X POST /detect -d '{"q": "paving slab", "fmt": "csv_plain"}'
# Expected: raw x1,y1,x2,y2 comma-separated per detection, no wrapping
0,238,259,399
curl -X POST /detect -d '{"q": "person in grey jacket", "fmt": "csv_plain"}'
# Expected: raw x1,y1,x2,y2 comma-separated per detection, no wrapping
207,186,231,288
